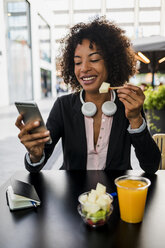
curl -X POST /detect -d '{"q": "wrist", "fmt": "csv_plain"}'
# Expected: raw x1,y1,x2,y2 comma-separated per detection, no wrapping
30,154,43,163
129,115,143,129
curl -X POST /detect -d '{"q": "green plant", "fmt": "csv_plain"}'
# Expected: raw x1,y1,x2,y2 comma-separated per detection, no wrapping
143,85,165,133
144,85,165,110
146,110,161,133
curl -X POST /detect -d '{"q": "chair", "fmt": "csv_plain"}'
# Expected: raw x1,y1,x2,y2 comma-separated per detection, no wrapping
152,134,165,169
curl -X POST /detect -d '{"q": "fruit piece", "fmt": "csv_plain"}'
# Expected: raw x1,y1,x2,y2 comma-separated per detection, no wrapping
88,190,97,203
101,194,112,204
96,195,110,211
99,82,110,93
90,209,107,223
83,202,100,214
87,219,94,226
96,183,106,196
91,189,97,195
91,209,107,219
96,219,106,226
79,194,88,203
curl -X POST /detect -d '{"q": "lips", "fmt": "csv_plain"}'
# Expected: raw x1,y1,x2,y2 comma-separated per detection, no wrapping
80,76,97,84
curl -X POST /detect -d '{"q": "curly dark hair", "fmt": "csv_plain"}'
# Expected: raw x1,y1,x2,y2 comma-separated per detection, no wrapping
60,17,136,91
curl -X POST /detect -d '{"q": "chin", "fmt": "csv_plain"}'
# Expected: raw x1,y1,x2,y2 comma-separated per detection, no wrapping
83,83,96,89
84,88,99,94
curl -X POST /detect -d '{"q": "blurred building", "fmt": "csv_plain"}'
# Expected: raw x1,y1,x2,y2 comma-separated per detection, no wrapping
44,0,165,56
0,0,56,107
1,0,165,107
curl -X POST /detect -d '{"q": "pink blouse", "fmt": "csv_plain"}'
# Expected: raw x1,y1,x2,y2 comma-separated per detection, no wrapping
85,114,113,170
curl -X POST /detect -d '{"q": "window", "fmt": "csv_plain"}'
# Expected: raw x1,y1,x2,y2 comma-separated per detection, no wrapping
139,25,160,37
139,0,161,8
54,13,69,26
74,0,101,10
41,69,51,98
48,0,69,11
38,14,51,63
122,26,134,38
73,13,101,24
106,0,134,9
106,11,134,24
5,0,33,103
55,27,69,40
139,11,160,23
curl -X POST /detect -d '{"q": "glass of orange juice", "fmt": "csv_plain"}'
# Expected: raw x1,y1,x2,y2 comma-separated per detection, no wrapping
115,175,151,223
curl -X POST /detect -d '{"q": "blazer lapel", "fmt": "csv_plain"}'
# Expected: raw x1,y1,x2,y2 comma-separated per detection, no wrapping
106,96,126,167
72,93,87,169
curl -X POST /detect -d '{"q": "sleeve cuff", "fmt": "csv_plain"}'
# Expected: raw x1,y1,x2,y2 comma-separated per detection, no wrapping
25,152,45,167
127,118,147,134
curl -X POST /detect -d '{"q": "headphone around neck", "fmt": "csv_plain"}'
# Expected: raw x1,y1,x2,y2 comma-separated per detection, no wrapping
80,89,117,117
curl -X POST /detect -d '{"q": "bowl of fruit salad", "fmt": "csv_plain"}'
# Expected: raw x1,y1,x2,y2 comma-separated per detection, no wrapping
78,183,113,228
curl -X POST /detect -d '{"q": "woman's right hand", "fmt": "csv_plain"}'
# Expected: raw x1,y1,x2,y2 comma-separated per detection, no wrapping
15,114,50,163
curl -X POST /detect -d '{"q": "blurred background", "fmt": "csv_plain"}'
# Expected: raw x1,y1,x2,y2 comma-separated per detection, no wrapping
0,0,165,184
0,0,165,108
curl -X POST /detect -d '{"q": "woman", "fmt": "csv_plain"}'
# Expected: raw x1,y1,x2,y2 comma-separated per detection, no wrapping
15,17,160,172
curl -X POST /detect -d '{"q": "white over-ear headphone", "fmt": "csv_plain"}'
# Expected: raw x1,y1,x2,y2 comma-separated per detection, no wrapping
80,90,117,117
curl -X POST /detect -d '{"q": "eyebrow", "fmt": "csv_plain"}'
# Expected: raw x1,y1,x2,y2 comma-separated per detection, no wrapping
74,52,101,58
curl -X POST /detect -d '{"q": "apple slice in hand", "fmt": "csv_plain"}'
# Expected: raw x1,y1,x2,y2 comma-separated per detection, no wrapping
99,82,110,93
99,82,124,93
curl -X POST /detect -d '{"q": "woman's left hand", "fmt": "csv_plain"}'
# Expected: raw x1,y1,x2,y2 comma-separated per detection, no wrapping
117,84,145,129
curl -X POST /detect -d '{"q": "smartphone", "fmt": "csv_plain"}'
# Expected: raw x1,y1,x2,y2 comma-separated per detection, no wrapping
15,101,52,144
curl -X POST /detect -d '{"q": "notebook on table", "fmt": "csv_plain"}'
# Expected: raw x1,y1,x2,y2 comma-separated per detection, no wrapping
6,179,41,211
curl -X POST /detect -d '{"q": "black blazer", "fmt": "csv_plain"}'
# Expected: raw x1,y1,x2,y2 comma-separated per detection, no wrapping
25,92,161,173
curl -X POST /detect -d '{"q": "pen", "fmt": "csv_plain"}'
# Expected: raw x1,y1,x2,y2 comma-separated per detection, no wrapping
110,192,117,197
31,201,37,208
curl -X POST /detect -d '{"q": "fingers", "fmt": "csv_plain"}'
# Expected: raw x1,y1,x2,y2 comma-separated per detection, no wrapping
16,116,50,146
118,84,143,98
15,114,24,130
117,84,145,120
18,129,50,141
20,135,50,150
15,114,41,133
15,114,51,159
18,128,50,148
15,115,41,134
18,130,50,156
19,120,41,137
117,85,145,105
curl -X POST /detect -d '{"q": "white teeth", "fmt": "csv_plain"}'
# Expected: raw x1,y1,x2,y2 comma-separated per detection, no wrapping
82,77,95,81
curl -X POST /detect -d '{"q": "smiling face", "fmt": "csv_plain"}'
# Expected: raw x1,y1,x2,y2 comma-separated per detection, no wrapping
74,39,108,94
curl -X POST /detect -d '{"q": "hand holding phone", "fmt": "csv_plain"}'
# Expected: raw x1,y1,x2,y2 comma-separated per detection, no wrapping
15,101,52,144
15,101,52,163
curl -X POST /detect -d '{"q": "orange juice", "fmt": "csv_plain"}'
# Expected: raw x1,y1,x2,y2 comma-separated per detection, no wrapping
115,176,151,223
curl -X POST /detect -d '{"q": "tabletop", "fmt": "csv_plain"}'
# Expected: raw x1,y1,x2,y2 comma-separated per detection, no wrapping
0,170,165,248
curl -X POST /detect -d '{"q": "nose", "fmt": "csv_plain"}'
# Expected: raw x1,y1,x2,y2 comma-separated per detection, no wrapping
81,61,91,73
